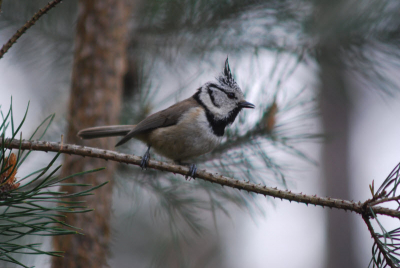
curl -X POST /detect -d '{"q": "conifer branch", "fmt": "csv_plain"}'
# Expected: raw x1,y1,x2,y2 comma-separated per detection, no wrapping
1,138,399,219
0,0,63,59
362,214,397,268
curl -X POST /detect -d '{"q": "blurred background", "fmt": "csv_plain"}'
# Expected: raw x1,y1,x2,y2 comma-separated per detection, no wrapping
1,0,400,267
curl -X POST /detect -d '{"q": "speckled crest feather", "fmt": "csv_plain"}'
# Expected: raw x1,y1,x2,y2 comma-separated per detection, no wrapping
217,57,239,89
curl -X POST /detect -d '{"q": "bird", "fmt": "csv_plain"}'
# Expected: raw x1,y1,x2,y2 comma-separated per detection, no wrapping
77,58,255,178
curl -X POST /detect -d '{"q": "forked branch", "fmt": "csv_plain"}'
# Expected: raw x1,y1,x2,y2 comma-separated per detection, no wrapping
362,214,397,268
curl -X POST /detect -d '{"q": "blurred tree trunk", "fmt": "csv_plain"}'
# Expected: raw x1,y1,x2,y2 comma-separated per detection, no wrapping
51,0,131,267
314,1,359,267
318,45,357,268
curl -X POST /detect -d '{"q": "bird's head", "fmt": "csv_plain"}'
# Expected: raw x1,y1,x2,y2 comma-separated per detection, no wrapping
196,57,255,122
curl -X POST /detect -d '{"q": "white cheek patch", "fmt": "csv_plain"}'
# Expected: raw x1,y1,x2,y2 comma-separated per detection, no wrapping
201,92,221,113
201,92,228,120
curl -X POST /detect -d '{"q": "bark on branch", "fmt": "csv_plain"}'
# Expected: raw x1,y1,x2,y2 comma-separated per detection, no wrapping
2,138,399,219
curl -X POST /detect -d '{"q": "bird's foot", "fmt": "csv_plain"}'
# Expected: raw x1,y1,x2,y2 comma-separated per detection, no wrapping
140,147,151,170
185,164,197,180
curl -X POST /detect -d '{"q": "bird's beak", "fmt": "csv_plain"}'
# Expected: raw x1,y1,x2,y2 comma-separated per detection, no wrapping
239,101,255,109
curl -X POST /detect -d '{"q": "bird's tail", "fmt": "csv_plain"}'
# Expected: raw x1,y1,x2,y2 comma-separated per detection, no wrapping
77,125,135,139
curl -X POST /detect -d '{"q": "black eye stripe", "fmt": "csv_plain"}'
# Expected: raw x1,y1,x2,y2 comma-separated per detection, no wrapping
208,84,226,93
207,87,220,108
209,84,236,99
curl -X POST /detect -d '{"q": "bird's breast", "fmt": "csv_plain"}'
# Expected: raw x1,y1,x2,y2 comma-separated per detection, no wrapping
147,107,221,161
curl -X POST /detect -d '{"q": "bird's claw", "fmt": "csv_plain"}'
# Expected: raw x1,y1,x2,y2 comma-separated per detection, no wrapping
140,147,151,170
186,164,197,180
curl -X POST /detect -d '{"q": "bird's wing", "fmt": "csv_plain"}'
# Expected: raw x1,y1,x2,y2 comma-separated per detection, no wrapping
115,97,200,146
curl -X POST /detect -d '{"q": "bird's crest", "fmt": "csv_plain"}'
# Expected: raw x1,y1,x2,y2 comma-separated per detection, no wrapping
218,57,238,89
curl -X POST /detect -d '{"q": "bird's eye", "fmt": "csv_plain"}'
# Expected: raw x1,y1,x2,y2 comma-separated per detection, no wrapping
227,92,235,99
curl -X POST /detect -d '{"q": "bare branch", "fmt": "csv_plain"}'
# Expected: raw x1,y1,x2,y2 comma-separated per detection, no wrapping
1,138,399,219
0,0,63,59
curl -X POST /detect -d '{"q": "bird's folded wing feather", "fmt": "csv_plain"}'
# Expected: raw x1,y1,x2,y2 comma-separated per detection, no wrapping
115,97,199,146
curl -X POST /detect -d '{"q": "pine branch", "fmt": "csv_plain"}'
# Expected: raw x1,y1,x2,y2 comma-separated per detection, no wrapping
1,138,399,219
0,0,63,59
362,214,397,268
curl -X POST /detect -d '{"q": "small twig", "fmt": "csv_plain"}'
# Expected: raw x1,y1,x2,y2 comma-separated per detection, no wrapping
362,214,397,268
209,128,264,158
369,195,400,207
1,138,400,218
0,0,63,59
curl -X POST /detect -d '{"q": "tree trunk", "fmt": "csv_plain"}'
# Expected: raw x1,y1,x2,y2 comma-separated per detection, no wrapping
312,1,360,266
52,0,130,267
318,45,358,268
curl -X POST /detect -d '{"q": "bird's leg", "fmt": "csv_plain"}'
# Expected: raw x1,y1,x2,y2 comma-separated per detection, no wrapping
175,161,197,180
140,146,151,170
188,164,197,179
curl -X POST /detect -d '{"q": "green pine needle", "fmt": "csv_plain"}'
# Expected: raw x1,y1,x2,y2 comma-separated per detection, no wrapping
0,101,106,267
